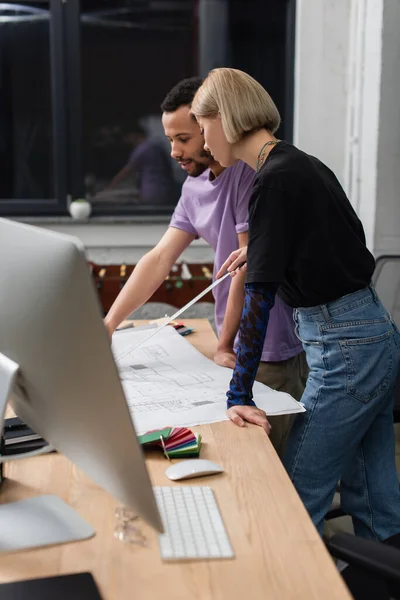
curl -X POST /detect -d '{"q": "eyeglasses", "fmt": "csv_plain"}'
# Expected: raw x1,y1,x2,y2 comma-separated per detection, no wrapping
114,505,147,546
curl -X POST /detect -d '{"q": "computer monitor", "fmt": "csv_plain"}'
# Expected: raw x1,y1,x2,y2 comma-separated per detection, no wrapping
0,218,163,536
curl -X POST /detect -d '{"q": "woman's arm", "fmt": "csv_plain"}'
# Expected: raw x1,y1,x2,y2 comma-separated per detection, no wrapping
215,232,248,369
226,281,278,433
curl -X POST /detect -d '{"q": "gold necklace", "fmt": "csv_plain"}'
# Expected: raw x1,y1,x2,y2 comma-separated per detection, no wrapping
256,140,279,172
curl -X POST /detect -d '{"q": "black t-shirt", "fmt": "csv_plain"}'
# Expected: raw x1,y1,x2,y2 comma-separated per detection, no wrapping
245,141,375,308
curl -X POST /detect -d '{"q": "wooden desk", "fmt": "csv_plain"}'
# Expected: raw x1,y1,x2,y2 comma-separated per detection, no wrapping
0,320,351,599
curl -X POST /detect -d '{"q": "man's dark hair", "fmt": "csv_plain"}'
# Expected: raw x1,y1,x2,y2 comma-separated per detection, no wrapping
161,77,203,114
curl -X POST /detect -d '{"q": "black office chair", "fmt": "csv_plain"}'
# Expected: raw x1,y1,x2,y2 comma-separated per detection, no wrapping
326,255,400,522
327,532,400,600
373,255,400,330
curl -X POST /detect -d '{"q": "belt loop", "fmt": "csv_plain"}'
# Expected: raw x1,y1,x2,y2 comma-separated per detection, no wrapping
321,303,332,322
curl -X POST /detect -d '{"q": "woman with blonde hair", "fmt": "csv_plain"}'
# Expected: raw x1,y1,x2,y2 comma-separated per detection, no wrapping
191,68,400,539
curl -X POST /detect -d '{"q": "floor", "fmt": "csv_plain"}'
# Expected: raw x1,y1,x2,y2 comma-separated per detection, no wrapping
129,302,216,332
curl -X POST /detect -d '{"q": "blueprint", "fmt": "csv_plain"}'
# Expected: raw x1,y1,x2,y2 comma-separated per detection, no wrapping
112,326,305,435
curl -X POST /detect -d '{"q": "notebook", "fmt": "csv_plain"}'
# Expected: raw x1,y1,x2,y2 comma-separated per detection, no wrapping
0,572,103,599
138,427,201,459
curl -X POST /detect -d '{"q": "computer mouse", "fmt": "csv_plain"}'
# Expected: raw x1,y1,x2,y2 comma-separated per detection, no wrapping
165,459,224,481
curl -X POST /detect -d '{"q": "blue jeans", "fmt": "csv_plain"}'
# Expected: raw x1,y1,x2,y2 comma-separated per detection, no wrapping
283,285,400,539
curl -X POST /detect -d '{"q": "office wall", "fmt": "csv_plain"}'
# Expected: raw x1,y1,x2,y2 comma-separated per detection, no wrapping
294,0,352,186
343,0,383,251
375,1,400,256
295,0,400,256
35,220,214,264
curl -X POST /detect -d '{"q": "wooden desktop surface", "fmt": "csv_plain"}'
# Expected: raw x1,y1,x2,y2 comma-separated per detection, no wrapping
0,319,351,599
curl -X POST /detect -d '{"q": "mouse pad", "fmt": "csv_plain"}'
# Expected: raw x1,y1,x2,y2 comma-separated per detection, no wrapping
0,572,103,599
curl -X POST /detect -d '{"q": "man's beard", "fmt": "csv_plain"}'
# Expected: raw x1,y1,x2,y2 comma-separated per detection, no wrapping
187,148,213,178
189,161,209,177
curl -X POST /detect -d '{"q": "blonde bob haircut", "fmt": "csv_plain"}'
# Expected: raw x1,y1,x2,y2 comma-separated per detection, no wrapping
191,68,281,144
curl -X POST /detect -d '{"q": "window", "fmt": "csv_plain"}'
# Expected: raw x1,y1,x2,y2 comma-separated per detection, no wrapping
0,1,67,214
0,0,295,217
229,0,296,142
79,0,196,215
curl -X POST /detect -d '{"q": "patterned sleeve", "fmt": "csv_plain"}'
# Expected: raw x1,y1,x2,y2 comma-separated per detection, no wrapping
226,282,278,408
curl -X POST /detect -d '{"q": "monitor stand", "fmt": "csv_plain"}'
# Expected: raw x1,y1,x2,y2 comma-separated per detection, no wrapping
0,353,95,552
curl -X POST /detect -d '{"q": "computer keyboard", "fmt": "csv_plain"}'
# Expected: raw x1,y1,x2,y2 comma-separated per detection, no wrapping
153,486,234,561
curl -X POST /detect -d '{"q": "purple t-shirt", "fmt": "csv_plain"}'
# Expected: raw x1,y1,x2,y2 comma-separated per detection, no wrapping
169,161,302,361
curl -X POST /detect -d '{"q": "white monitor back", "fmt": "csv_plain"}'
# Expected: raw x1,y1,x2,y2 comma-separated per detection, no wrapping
0,218,162,532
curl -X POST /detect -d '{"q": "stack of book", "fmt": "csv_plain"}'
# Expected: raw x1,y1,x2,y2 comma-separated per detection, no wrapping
2,417,48,456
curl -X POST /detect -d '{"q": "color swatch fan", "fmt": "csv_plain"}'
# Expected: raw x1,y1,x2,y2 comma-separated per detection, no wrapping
138,427,201,459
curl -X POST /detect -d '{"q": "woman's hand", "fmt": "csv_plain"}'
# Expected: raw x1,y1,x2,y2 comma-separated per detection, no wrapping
227,405,271,435
216,247,247,279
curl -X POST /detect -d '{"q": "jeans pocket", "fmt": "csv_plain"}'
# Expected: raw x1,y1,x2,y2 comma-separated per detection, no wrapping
340,329,394,403
294,315,321,346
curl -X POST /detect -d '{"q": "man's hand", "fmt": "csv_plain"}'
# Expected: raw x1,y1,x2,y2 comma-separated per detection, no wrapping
227,405,271,435
214,348,236,369
216,247,247,279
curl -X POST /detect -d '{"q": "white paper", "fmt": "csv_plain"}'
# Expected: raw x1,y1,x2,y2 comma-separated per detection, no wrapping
115,272,231,360
112,326,305,435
